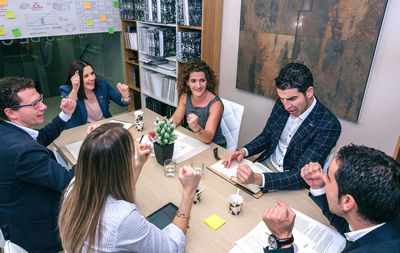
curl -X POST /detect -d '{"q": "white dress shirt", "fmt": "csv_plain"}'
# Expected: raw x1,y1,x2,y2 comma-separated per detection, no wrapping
81,195,186,253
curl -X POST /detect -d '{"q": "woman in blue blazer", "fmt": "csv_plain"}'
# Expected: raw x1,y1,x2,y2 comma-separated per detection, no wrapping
60,60,131,128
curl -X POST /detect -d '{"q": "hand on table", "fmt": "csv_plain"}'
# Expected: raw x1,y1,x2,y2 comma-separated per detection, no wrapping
147,130,157,142
222,149,245,168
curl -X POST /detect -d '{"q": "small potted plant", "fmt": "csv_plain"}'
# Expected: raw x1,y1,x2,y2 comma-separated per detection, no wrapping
153,117,177,165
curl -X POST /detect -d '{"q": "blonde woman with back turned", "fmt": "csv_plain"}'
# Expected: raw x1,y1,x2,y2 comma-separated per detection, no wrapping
58,123,201,252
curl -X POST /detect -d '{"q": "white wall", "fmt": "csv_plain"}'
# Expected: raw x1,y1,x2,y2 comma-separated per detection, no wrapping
219,0,400,156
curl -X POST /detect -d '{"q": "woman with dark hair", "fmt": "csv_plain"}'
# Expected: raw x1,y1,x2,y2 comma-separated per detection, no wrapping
59,60,131,128
150,59,226,148
58,123,201,252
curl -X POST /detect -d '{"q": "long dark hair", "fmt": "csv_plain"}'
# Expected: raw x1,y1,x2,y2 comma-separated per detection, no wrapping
58,123,136,252
64,60,98,99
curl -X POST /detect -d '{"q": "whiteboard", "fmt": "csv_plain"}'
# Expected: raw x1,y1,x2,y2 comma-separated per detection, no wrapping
0,0,122,40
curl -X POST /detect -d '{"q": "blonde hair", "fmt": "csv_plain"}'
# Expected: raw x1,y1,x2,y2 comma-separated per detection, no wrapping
58,123,136,252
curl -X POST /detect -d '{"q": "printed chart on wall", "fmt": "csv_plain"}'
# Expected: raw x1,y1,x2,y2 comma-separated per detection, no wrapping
0,0,121,40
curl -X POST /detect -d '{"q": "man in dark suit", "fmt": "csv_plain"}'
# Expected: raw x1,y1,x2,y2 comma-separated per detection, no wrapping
0,77,76,252
262,144,400,252
223,63,341,192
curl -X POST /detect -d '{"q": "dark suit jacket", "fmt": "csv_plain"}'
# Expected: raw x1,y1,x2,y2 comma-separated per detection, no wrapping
264,194,400,253
0,117,75,253
59,78,129,128
244,98,341,192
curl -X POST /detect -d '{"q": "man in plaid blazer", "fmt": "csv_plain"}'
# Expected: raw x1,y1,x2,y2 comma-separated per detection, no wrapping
223,63,341,192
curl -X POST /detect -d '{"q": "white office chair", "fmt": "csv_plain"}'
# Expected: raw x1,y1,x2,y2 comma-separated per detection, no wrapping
3,241,28,253
0,228,5,250
220,98,244,151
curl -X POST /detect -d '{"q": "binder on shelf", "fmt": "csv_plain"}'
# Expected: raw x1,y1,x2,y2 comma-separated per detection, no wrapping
124,25,137,50
119,0,135,20
177,31,201,63
130,69,140,89
135,0,176,24
133,90,142,110
177,0,202,27
135,0,148,21
139,26,176,57
157,0,176,24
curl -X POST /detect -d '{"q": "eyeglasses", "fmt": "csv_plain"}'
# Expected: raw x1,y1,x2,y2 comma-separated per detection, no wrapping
12,94,44,110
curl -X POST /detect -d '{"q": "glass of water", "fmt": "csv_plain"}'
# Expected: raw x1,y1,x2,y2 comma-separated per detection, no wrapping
191,160,204,174
164,159,176,177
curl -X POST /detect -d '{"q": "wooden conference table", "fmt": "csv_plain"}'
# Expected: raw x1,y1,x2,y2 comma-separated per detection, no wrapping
53,108,331,252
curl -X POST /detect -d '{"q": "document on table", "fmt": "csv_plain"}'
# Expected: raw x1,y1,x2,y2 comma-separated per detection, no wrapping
209,159,273,194
66,129,209,163
65,120,134,160
231,209,346,253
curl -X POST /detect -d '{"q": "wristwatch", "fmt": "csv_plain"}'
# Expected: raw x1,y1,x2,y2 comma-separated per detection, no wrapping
268,234,294,250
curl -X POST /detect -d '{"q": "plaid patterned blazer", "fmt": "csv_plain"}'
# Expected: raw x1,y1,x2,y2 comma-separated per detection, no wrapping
243,98,341,192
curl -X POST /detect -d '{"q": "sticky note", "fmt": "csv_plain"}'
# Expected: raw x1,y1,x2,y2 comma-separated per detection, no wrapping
12,28,21,37
0,0,8,6
0,27,5,36
108,27,114,34
84,2,91,9
113,1,119,8
100,15,106,22
86,19,93,26
6,10,15,19
204,214,226,231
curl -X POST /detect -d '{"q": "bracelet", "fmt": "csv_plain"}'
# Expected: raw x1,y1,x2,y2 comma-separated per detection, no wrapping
176,209,190,228
176,209,190,219
194,127,203,134
121,96,132,103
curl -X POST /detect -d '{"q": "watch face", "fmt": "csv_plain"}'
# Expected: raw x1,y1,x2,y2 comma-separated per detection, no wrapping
268,235,278,249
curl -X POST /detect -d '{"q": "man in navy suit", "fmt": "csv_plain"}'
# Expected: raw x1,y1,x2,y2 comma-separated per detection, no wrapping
223,63,341,192
262,145,400,252
0,77,76,252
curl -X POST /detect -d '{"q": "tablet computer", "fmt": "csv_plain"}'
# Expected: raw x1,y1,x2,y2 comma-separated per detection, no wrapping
146,202,178,229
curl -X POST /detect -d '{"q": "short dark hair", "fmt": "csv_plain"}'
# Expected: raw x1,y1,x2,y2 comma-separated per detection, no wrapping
178,59,218,96
0,76,35,121
274,63,313,93
335,144,400,224
64,60,98,100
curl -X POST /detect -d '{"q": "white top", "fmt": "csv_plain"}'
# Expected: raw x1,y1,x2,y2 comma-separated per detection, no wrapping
269,96,317,171
81,195,186,253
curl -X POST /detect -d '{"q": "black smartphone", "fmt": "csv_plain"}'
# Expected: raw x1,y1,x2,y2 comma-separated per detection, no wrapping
213,147,220,160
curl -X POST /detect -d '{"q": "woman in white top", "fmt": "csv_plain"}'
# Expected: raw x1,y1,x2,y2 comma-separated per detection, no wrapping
58,123,200,252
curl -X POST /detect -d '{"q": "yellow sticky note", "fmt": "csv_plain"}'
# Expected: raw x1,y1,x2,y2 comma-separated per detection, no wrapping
86,19,93,26
84,2,91,9
100,15,106,22
0,27,5,36
204,214,226,231
0,0,8,6
6,10,15,19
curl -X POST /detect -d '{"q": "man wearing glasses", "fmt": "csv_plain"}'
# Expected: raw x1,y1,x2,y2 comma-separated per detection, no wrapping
0,77,76,252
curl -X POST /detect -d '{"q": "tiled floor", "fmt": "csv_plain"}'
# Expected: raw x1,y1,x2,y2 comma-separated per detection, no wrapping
36,96,129,129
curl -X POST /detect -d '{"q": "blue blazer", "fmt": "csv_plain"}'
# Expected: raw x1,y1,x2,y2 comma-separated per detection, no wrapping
244,98,341,192
264,194,400,253
59,78,129,128
0,117,75,253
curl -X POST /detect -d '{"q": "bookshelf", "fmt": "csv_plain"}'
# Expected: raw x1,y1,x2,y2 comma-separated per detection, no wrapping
119,0,223,116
